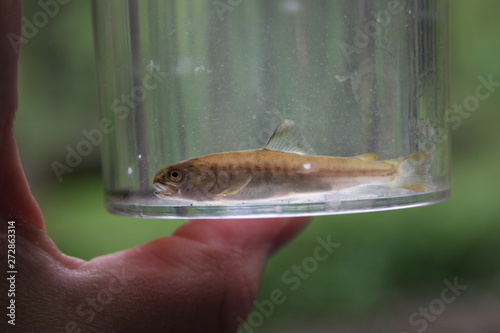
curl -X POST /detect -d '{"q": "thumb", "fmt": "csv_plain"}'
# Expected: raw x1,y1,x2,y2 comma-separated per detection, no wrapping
83,217,309,332
0,1,44,230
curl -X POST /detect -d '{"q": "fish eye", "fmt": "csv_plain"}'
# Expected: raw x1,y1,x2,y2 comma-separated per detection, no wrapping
168,169,183,182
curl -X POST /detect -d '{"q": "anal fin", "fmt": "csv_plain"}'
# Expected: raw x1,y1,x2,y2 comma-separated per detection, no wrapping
356,153,378,161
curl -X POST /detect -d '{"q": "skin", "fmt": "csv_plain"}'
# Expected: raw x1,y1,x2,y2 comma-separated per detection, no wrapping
0,3,308,332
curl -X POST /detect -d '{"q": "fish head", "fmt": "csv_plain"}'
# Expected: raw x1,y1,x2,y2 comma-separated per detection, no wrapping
153,159,216,200
153,162,194,199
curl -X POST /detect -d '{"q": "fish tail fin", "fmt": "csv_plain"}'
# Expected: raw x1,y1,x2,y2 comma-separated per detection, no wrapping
388,151,434,192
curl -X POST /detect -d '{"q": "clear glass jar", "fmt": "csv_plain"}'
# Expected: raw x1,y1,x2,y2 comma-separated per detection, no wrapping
92,0,450,218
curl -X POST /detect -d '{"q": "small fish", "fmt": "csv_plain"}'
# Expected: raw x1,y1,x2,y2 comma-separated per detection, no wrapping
153,120,432,201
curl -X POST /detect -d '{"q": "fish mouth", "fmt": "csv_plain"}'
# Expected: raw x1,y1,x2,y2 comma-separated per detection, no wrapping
153,182,179,198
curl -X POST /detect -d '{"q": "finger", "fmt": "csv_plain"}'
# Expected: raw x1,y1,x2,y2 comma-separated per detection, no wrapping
85,217,309,332
0,1,44,230
173,216,309,255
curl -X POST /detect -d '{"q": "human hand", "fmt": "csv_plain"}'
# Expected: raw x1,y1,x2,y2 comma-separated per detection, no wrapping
0,2,308,332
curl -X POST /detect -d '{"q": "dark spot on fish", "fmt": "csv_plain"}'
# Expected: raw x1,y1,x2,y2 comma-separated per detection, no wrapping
260,163,272,182
281,165,289,176
245,162,254,172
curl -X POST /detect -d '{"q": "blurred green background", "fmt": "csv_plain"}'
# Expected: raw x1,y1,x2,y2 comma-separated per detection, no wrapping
14,1,500,332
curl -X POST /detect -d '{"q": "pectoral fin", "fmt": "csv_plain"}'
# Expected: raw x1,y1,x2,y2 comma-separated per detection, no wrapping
218,172,253,196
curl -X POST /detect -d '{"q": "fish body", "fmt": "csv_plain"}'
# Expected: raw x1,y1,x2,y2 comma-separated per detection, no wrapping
154,120,432,201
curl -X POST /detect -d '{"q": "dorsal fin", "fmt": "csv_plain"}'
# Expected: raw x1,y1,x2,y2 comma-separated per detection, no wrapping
263,120,316,155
